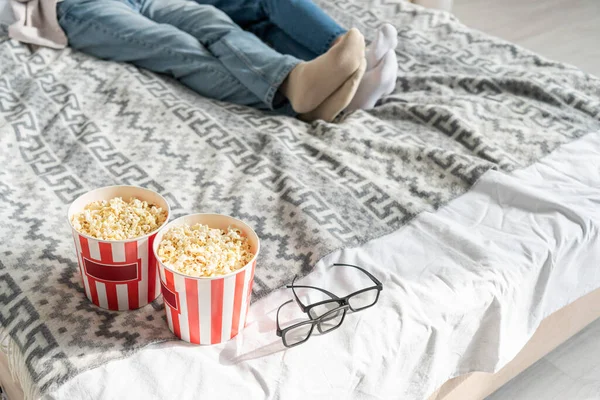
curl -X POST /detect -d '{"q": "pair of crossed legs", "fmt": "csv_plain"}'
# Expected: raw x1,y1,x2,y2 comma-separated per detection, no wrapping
57,0,398,122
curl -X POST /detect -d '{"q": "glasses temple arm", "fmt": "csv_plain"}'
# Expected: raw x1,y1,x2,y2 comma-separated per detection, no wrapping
333,263,382,286
285,284,339,299
276,299,293,336
288,275,308,311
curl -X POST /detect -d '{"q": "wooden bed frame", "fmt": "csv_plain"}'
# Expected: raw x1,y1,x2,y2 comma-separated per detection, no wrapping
429,287,600,400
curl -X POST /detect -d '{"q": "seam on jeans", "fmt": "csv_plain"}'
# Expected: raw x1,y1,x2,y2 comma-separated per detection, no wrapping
273,61,296,91
265,59,297,107
221,38,276,105
62,13,194,61
61,13,234,81
220,37,274,87
220,37,298,106
321,29,346,55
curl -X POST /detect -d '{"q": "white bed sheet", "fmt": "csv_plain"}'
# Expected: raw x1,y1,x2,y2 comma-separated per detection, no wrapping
43,131,600,400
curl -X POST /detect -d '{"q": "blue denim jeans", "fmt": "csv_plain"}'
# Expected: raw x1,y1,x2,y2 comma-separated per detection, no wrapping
198,0,347,61
56,0,300,114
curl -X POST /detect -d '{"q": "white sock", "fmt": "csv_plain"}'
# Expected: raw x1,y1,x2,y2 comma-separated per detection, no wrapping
366,23,398,70
346,49,397,112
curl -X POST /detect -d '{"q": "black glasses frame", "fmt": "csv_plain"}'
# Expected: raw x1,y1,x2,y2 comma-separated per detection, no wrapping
276,299,350,348
286,263,383,319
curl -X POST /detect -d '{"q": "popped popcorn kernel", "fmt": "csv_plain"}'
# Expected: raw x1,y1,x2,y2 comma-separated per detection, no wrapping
71,197,168,240
157,223,254,278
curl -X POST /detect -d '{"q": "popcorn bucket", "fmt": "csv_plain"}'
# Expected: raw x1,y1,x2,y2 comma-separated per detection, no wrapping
68,186,170,310
152,214,259,345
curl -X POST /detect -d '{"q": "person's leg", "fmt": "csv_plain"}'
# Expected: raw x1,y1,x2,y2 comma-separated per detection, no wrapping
198,0,399,70
198,0,344,59
56,0,280,112
247,20,319,61
140,0,365,113
257,0,347,55
197,0,399,111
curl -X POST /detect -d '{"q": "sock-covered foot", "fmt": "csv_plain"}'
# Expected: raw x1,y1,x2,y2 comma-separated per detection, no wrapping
346,49,397,112
299,58,367,123
282,28,365,113
366,23,398,70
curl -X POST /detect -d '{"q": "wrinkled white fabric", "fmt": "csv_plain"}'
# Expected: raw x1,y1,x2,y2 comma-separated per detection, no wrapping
48,131,600,400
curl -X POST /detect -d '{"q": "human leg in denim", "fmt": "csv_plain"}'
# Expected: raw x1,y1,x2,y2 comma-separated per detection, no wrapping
198,0,346,60
137,0,303,110
140,0,364,114
56,0,298,113
196,0,399,113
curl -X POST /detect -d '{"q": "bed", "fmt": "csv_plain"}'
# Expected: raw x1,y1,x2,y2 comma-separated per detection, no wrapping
1,0,600,399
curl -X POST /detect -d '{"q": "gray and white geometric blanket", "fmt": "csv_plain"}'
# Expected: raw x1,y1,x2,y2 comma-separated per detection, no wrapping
1,0,600,397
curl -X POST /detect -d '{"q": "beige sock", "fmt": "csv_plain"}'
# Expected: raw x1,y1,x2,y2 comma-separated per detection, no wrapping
281,28,365,113
300,58,367,123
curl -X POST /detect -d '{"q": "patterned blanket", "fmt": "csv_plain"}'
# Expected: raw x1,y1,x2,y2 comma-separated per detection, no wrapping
1,0,599,397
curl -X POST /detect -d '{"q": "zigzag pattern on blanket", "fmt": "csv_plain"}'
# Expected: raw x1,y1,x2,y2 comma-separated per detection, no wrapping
1,0,600,396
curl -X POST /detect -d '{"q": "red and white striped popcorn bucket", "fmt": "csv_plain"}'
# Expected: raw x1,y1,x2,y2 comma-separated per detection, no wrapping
68,186,170,311
152,214,260,345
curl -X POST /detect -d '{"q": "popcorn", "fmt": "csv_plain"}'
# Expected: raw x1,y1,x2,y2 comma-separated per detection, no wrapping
71,197,168,240
157,223,254,277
